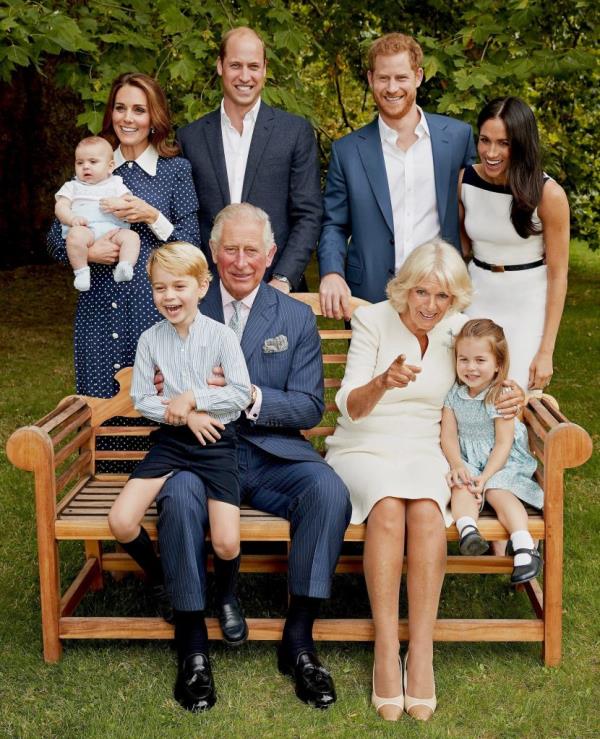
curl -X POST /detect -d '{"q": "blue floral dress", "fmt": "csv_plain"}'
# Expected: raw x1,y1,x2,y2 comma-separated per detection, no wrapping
48,152,200,397
444,382,543,509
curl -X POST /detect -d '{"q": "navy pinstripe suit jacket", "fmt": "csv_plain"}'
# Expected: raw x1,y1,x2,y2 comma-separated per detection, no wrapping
201,281,327,463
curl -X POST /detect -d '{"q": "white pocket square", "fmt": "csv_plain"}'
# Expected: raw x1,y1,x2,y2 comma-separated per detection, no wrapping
263,335,288,353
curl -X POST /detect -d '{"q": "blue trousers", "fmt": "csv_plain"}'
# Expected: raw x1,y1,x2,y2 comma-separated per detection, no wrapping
157,442,352,611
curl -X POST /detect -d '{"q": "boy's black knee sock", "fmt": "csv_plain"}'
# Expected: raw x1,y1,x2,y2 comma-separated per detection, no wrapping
213,552,241,606
174,609,209,664
119,526,163,585
281,595,322,661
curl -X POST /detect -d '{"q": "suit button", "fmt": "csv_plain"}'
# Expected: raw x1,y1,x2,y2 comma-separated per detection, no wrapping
389,238,394,245
388,269,394,276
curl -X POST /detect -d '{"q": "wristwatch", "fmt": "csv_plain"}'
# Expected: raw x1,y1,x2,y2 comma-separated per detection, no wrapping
273,274,291,290
248,384,257,408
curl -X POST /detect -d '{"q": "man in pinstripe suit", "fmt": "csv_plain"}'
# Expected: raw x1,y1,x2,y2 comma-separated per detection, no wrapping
157,204,352,712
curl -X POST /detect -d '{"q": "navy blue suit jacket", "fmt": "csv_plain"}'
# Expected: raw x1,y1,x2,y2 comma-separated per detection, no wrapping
177,103,322,289
200,281,326,463
318,114,476,303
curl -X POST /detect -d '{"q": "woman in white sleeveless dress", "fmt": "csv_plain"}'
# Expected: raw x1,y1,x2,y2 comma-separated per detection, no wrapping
460,97,570,394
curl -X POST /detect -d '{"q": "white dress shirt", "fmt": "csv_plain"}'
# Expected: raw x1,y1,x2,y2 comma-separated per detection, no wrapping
113,145,174,241
220,98,261,203
379,108,440,269
220,282,263,420
131,310,251,425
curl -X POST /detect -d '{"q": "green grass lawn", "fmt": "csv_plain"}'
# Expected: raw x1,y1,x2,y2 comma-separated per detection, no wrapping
1,245,598,738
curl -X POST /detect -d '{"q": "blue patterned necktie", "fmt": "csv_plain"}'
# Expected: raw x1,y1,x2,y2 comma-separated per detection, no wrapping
228,300,243,341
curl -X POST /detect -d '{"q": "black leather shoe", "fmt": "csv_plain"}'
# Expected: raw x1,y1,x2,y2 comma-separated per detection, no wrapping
219,596,248,646
458,525,489,556
510,547,542,585
174,653,216,712
152,583,174,624
277,649,337,709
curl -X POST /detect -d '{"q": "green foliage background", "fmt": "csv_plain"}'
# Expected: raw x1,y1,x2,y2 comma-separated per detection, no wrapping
0,0,598,253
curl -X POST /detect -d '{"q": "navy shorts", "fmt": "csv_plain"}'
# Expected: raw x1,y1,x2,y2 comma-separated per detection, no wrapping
130,422,240,507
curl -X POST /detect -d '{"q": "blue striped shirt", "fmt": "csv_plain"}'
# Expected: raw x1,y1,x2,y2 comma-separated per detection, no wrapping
131,310,251,424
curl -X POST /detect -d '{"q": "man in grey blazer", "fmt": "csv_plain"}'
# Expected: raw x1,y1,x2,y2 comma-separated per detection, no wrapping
318,32,476,318
177,26,321,293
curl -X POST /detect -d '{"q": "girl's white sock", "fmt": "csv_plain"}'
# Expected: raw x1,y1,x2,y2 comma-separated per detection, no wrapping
456,516,478,537
511,530,535,566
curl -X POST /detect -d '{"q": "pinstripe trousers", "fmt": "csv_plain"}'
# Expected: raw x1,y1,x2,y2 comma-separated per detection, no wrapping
157,442,352,611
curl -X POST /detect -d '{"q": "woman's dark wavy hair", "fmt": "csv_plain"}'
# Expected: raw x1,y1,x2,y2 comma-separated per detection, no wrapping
101,72,179,158
478,97,544,238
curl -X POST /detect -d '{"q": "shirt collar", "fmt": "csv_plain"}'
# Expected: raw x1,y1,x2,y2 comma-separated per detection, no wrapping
219,282,260,311
166,309,204,340
220,98,261,131
113,144,159,176
456,382,489,401
378,105,430,146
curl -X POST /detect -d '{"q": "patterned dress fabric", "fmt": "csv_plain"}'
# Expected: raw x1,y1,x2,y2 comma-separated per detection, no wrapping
444,382,543,509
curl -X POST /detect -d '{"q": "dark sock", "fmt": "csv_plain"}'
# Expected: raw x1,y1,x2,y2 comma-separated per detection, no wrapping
174,609,209,664
281,595,322,661
119,526,163,584
213,552,241,606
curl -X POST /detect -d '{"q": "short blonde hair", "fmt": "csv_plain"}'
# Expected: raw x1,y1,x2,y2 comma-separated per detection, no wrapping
386,241,472,314
147,241,211,285
75,136,113,159
455,319,509,406
209,203,274,258
367,33,423,73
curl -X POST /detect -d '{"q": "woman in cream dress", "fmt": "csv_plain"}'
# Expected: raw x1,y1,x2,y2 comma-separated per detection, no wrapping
326,242,522,722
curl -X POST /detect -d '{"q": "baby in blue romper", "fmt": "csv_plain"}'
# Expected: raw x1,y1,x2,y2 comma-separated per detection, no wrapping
55,136,140,291
441,318,543,585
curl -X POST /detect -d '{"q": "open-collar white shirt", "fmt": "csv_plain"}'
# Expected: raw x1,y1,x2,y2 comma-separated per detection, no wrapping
220,98,261,203
378,107,440,269
113,144,174,241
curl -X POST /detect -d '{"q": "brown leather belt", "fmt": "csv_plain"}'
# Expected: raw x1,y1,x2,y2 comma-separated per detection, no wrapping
473,256,545,273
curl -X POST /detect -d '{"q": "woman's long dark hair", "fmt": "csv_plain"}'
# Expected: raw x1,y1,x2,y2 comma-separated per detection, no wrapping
477,97,544,238
101,72,179,158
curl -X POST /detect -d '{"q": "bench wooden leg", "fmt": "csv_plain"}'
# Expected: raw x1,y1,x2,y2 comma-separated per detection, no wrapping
85,541,104,591
38,537,62,663
542,538,562,666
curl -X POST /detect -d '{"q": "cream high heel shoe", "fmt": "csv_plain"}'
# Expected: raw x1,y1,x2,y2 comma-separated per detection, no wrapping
403,653,437,721
371,659,404,721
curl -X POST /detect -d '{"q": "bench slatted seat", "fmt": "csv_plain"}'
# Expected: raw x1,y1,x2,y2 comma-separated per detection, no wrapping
6,294,592,665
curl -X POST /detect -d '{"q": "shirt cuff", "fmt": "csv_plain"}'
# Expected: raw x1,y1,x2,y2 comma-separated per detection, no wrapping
244,385,263,421
193,389,211,412
149,211,174,241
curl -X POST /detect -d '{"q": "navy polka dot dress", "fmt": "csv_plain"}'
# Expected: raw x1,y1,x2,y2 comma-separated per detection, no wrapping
48,155,200,398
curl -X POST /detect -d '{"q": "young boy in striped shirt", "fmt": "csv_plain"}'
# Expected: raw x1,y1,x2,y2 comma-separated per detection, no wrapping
108,241,251,645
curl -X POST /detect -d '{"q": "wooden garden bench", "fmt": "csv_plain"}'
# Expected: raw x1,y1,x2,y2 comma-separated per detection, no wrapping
6,294,592,665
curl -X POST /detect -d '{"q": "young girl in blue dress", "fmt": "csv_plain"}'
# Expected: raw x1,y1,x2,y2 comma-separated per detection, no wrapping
441,318,543,585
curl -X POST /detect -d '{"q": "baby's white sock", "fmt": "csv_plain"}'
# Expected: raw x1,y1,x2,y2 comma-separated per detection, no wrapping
511,530,535,566
114,261,134,283
73,267,90,292
456,516,478,537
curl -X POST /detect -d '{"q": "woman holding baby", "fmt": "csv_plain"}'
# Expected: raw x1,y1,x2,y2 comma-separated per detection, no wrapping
48,72,200,397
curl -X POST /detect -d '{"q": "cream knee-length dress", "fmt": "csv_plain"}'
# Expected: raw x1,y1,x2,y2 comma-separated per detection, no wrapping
325,301,467,526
